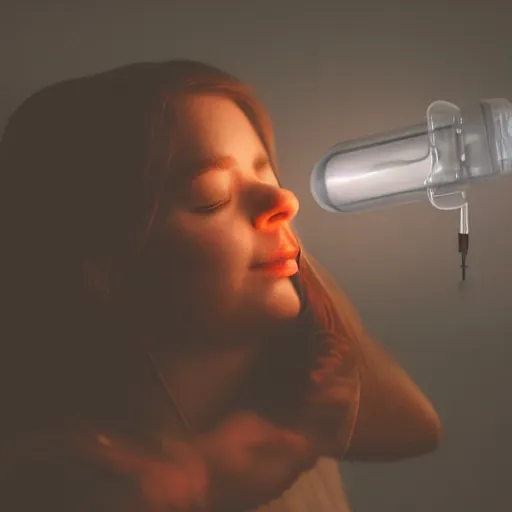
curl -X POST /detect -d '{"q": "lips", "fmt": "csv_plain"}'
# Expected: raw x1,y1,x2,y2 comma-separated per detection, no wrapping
252,248,300,277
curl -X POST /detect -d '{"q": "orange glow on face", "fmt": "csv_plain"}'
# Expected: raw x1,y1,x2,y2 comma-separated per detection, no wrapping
254,189,299,232
252,258,299,278
138,94,302,335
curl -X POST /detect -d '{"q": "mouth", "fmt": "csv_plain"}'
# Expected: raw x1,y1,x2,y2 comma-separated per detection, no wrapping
252,248,300,278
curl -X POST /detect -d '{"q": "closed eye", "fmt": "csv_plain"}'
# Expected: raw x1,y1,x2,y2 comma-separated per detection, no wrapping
193,198,231,214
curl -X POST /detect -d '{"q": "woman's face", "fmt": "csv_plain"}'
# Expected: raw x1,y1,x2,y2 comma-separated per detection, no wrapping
137,94,301,346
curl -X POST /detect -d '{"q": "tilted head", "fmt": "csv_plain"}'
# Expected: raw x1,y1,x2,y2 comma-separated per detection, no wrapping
0,60,312,432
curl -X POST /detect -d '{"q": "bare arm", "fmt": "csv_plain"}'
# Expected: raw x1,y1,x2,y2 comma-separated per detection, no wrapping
1,415,316,512
303,253,442,461
345,332,442,460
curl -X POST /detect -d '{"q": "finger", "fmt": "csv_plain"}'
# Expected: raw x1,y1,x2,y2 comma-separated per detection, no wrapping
88,436,209,510
223,413,308,450
80,434,153,474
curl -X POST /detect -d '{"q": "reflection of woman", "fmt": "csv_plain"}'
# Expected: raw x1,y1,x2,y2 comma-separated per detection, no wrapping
0,60,441,511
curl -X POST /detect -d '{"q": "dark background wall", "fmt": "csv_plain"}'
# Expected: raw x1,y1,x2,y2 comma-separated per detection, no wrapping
2,1,511,510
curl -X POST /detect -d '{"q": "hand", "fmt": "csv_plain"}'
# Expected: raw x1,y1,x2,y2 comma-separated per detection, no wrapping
82,412,316,512
196,412,316,511
84,433,209,511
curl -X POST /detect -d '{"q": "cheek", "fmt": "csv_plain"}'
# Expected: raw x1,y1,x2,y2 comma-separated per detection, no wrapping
163,217,254,294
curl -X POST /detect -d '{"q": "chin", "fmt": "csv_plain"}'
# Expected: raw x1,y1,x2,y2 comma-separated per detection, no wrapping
263,278,301,321
239,276,301,336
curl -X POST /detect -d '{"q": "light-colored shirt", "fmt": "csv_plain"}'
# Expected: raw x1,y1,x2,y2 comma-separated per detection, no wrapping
255,458,351,512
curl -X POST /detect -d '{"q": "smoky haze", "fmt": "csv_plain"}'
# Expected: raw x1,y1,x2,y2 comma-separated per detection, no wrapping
1,1,511,510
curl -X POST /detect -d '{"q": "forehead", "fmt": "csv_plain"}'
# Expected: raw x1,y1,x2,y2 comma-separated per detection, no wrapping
170,94,269,175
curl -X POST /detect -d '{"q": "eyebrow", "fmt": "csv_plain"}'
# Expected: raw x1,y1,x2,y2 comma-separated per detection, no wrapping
193,155,237,176
191,153,271,178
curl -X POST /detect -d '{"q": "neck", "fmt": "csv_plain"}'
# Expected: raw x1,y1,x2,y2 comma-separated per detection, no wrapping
148,333,272,432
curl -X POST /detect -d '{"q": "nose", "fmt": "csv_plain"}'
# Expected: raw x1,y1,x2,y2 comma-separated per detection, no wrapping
255,187,299,232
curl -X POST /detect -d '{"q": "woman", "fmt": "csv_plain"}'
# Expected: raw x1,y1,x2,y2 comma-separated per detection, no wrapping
0,60,441,511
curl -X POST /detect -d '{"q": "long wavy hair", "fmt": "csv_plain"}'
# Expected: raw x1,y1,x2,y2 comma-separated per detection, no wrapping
0,60,359,447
